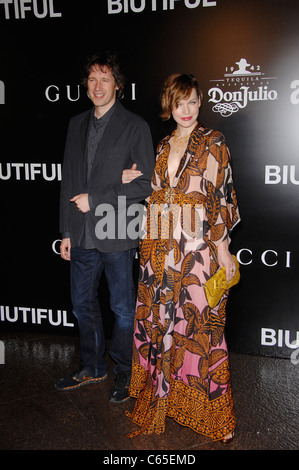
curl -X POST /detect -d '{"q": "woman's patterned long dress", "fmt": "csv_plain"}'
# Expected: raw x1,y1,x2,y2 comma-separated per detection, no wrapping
127,124,241,440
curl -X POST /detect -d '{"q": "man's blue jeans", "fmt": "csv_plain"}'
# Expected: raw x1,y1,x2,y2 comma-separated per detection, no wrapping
70,246,136,378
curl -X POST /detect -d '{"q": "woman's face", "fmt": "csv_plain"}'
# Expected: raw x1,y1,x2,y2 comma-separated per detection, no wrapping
171,88,201,131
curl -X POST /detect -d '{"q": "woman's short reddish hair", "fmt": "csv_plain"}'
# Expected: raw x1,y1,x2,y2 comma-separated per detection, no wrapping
160,73,203,121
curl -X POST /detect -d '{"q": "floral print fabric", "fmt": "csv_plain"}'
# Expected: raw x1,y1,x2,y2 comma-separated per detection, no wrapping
127,124,240,440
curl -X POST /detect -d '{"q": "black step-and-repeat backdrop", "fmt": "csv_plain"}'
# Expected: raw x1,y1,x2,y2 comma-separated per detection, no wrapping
1,0,299,359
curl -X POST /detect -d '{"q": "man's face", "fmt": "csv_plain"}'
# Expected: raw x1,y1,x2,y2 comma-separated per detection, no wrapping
87,65,119,117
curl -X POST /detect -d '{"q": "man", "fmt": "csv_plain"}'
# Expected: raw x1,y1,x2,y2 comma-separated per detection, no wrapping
55,52,154,403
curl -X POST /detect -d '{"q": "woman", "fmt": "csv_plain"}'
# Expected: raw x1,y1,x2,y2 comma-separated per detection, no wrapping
123,74,240,442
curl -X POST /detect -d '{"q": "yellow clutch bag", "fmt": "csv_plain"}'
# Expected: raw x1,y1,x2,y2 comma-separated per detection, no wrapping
203,255,240,308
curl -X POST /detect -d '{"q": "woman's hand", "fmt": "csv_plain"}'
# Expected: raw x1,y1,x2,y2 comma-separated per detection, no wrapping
217,239,236,282
122,163,143,183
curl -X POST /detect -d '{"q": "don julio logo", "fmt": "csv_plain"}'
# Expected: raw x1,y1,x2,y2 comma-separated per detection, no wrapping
208,58,278,117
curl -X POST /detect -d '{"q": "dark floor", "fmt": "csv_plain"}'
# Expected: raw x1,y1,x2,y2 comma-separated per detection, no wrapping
0,331,298,455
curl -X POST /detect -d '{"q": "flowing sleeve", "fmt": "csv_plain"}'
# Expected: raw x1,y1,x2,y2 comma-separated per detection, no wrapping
204,130,240,264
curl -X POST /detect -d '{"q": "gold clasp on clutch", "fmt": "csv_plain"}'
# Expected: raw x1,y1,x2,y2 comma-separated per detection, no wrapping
213,280,227,289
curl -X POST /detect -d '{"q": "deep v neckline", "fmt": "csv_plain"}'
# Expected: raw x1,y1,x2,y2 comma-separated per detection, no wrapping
166,130,191,188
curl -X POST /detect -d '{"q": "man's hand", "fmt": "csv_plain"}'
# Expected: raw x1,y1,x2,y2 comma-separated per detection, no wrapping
70,193,90,213
60,238,71,261
122,163,143,183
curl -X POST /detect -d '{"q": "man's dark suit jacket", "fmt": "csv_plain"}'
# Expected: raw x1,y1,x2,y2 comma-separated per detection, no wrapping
59,100,155,252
